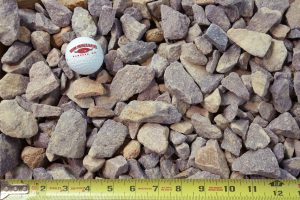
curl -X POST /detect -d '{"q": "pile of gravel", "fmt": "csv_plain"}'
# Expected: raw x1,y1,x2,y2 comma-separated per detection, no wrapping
0,0,300,180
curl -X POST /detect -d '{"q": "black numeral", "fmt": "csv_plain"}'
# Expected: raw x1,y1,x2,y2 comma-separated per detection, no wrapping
273,190,283,196
62,186,68,192
224,186,235,192
198,186,205,192
84,186,90,191
248,186,257,192
130,186,135,192
107,186,113,192
176,185,181,192
40,186,46,191
153,185,158,192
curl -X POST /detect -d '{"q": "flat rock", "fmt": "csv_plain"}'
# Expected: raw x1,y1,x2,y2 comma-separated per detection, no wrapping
286,0,300,29
221,72,250,100
31,31,51,55
0,100,38,138
245,123,270,150
0,0,19,46
227,28,272,57
247,7,282,33
164,62,203,104
41,0,72,27
267,112,300,139
72,7,97,37
161,5,190,40
26,61,59,100
138,123,169,155
31,103,63,118
204,24,228,52
110,65,154,102
0,134,21,176
87,106,114,118
221,128,242,156
98,5,116,36
195,139,230,178
1,42,32,64
251,71,271,97
119,100,182,124
255,0,289,14
205,5,230,31
0,73,29,99
232,148,281,178
47,109,86,158
102,155,128,179
191,114,222,139
121,14,147,41
47,166,75,179
72,77,106,98
216,44,240,73
270,24,290,39
88,120,128,158
35,13,60,34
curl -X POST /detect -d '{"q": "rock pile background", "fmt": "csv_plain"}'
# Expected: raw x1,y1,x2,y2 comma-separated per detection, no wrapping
0,0,300,180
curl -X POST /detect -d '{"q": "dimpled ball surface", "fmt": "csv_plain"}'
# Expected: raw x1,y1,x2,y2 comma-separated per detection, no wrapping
65,37,104,75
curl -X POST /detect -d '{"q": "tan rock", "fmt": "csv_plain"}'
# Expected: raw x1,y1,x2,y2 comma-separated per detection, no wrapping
203,88,221,113
170,121,194,135
251,71,271,97
51,26,72,48
194,0,215,5
123,140,141,159
270,24,290,39
83,155,105,173
87,105,115,118
71,77,106,99
58,0,87,10
186,106,211,118
262,39,287,72
0,73,29,99
145,28,164,42
21,146,46,169
96,69,112,83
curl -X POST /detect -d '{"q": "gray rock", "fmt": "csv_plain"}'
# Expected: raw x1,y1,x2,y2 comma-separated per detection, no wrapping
47,166,75,179
258,102,276,121
72,7,97,37
230,119,249,140
294,72,300,103
160,159,179,178
286,0,300,29
255,0,289,14
263,39,287,72
33,168,53,180
192,114,222,139
98,5,116,36
0,100,38,138
58,56,74,79
47,109,86,158
195,36,213,56
188,171,220,179
175,142,190,159
0,134,21,176
200,74,224,95
104,50,124,75
223,103,238,122
267,112,300,139
124,7,143,21
19,9,36,31
6,163,32,180
273,143,285,162
102,155,128,179
145,167,162,179
161,5,190,40
88,0,112,16
293,48,300,71
205,5,230,31
117,41,156,63
204,24,228,52
245,123,270,150
222,72,250,100
88,120,127,158
181,43,208,65
128,159,146,178
188,137,207,167
279,168,297,180
216,44,241,73
232,148,281,178
35,3,49,17
150,54,169,78
193,4,210,26
113,0,132,15
0,0,19,46
110,65,154,102
252,116,268,128
62,31,76,43
282,157,300,171
41,0,72,27
221,128,242,156
35,13,60,34
31,103,62,118
121,14,147,41
1,42,32,64
138,153,160,169
31,31,51,55
170,131,187,145
83,155,105,173
164,62,203,104
0,73,29,100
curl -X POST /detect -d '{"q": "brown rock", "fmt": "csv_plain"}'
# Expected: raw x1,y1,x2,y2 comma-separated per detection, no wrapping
87,105,115,118
0,73,29,99
71,77,106,99
145,28,164,42
17,26,31,43
58,0,87,10
51,26,72,48
31,31,51,55
21,146,46,169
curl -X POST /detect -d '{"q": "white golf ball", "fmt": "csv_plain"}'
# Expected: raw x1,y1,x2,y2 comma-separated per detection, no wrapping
65,37,104,75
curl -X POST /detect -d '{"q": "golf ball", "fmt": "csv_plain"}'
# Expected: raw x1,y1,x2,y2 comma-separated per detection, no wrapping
65,37,104,75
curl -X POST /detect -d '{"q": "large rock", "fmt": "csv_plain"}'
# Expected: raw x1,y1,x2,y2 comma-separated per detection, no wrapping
1,42,32,64
72,7,97,37
0,134,21,176
262,39,287,72
161,5,190,40
164,62,203,104
0,0,19,46
137,123,169,154
191,114,222,139
0,73,29,99
0,100,38,138
227,28,272,57
88,120,128,158
232,148,281,178
267,112,300,139
221,72,250,100
110,65,154,102
195,140,230,178
119,100,182,124
47,109,87,158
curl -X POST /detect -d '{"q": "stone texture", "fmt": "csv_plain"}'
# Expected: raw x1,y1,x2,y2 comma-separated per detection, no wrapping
255,0,289,14
170,131,187,145
145,28,164,42
204,24,228,52
258,102,276,121
88,0,112,16
150,54,169,78
221,128,242,156
293,48,300,70
123,140,141,159
251,71,271,97
83,155,105,173
72,7,97,37
87,106,114,118
31,103,62,118
191,114,222,139
33,168,53,180
17,26,31,43
230,119,249,140
121,14,147,41
160,158,179,178
245,123,270,150
46,48,61,67
263,40,287,72
161,5,190,40
31,31,51,55
193,4,210,26
0,73,29,100
203,89,221,113
21,146,46,169
286,0,300,29
170,121,193,135
102,155,128,179
98,5,116,36
26,61,59,100
88,120,128,158
205,5,230,31
35,13,60,34
216,45,240,73
195,140,230,178
1,42,32,64
66,80,94,109
227,28,272,57
72,77,106,98
221,72,250,100
47,109,87,158
232,148,281,178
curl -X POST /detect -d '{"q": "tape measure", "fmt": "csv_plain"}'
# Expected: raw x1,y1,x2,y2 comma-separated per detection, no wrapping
1,179,299,200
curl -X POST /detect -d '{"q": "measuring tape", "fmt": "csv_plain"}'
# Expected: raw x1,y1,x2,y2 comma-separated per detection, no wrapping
1,179,299,200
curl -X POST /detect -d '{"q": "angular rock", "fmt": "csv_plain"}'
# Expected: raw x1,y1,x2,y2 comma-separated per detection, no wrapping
273,143,285,162
203,88,221,113
0,0,19,46
48,166,75,179
227,28,272,57
127,159,146,179
47,109,87,158
232,148,281,178
293,48,300,71
18,26,31,43
31,103,63,118
230,119,249,140
294,72,300,102
247,7,282,33
255,0,289,14
1,42,32,64
87,106,114,118
6,163,33,180
205,5,230,31
170,131,187,145
263,39,287,72
251,71,271,97
0,100,38,138
282,158,300,171
191,114,222,139
97,5,116,36
221,128,242,156
188,171,220,179
137,123,169,154
72,77,106,98
145,167,162,179
46,48,61,67
26,61,59,100
31,31,51,55
83,155,105,173
35,13,60,34
33,168,53,180
195,36,213,56
270,24,290,39
258,102,276,121
104,50,124,75
204,24,228,52
0,73,29,100
223,103,238,122
58,0,87,10
164,62,203,104
120,100,182,124
21,146,46,169
160,159,179,178
180,43,208,65
138,153,160,169
195,140,230,178
110,65,154,102
216,45,241,73
117,41,156,63
88,120,128,158
222,72,250,100
267,112,300,139
170,121,193,135
102,155,128,179
150,54,169,78
175,142,190,159
123,140,141,159
72,7,97,37
286,0,300,29
245,123,270,150
193,4,210,26
41,0,72,27
88,0,112,16
19,9,36,31
121,14,147,41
